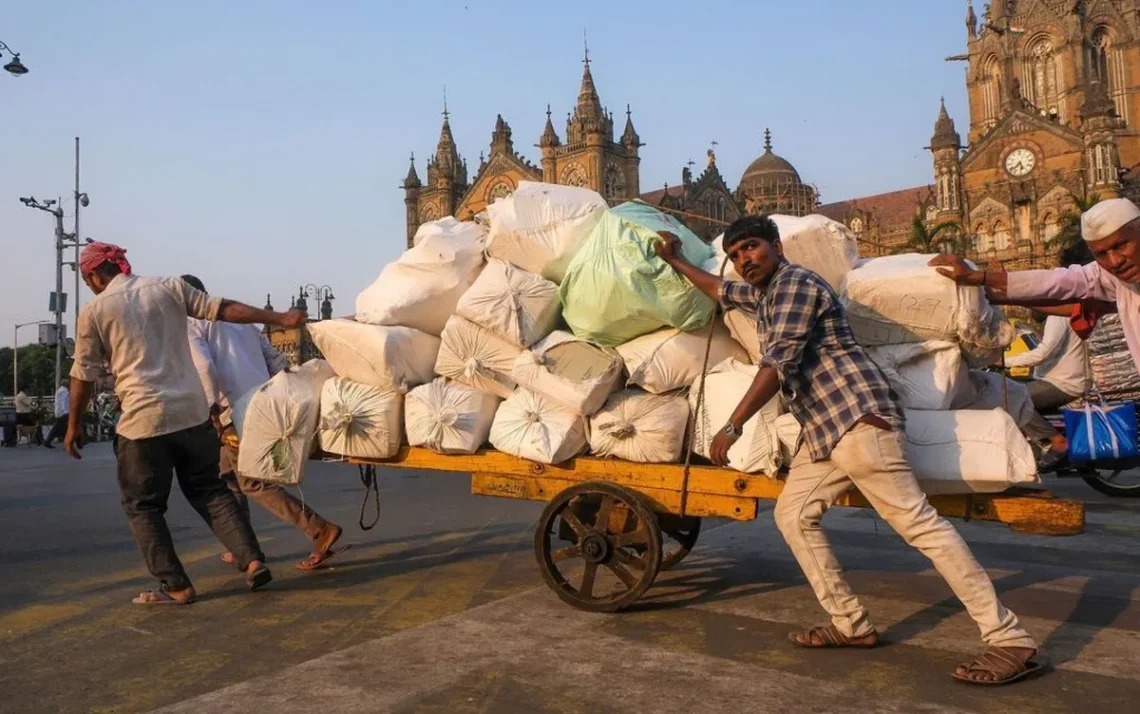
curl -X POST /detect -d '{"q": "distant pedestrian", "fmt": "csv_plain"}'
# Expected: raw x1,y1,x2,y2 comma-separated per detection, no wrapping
43,382,70,449
65,241,306,606
182,274,347,571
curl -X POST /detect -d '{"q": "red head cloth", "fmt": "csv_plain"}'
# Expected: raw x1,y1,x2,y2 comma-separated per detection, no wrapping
79,241,132,277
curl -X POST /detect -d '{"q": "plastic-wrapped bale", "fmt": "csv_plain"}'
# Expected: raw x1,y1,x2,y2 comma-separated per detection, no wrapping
307,319,439,392
688,359,782,474
511,331,623,416
770,214,860,292
723,309,762,364
841,254,1013,361
318,378,403,459
235,359,335,485
589,389,690,463
355,218,485,336
951,370,1036,431
618,323,748,395
485,181,608,283
560,201,715,347
489,389,588,465
435,316,521,399
405,378,500,454
864,341,969,411
455,258,560,348
904,409,1038,494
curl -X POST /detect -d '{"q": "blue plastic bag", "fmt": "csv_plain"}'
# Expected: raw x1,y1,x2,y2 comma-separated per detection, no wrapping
1063,402,1139,462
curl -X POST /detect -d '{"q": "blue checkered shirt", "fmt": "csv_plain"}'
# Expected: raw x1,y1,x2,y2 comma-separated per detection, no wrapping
720,262,904,461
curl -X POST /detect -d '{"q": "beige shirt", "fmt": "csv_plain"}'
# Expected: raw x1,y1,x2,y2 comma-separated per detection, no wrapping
14,392,33,413
70,274,223,440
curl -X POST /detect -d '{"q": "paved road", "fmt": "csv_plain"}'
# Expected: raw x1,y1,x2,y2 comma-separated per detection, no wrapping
1,442,1138,714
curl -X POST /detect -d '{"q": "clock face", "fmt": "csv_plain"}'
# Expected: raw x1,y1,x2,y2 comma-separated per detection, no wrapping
1005,148,1036,177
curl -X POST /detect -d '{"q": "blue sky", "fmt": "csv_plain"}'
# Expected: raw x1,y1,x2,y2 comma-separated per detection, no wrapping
1,0,972,349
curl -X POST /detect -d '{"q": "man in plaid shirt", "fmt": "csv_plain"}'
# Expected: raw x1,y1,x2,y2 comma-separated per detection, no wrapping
655,216,1039,685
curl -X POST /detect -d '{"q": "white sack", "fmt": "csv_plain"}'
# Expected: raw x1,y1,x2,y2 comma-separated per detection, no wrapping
512,331,623,416
318,378,403,459
841,254,1013,360
405,378,500,454
771,214,860,292
774,413,802,465
355,218,485,336
589,389,690,463
951,370,1036,431
307,319,439,392
618,323,748,394
865,341,969,411
455,258,560,348
723,309,762,364
903,409,1038,494
485,181,608,283
434,316,520,399
236,359,336,485
489,388,588,464
703,237,743,281
688,359,782,474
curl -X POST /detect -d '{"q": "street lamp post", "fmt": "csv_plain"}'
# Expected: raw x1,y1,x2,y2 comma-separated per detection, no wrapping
0,40,28,76
299,284,336,321
13,320,51,397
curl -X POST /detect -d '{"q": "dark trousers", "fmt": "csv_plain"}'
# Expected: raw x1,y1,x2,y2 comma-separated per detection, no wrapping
116,421,265,591
44,415,68,446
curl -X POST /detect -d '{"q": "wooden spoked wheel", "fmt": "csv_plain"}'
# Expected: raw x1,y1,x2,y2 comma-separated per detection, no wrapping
534,482,663,613
658,515,702,570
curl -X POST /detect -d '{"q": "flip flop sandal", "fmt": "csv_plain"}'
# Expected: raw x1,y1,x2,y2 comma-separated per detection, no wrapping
952,647,1045,686
296,544,352,571
245,566,273,591
132,589,195,606
789,625,880,649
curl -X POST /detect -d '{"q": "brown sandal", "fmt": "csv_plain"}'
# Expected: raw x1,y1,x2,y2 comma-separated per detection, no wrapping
952,647,1043,686
789,625,879,649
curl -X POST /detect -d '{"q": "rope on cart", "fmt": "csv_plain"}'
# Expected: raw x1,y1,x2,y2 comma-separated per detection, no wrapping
358,464,381,530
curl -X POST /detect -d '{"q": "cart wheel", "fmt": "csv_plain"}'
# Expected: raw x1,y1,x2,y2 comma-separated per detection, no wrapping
659,517,702,571
534,481,662,613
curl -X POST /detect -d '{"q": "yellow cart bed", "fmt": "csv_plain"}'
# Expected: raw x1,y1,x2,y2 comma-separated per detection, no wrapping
344,446,1085,613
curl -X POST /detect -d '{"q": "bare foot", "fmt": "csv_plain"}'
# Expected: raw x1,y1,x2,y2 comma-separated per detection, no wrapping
220,552,236,565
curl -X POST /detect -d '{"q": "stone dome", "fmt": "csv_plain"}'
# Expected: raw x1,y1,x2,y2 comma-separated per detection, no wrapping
740,129,803,188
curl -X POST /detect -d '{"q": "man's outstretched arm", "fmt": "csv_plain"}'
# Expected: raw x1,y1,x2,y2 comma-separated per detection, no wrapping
654,232,722,302
217,299,306,329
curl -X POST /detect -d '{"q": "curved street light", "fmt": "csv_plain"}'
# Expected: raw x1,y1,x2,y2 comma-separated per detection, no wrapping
0,40,28,76
298,284,336,321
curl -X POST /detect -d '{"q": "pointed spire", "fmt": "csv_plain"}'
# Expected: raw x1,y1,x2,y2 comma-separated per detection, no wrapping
621,104,640,147
540,104,561,147
434,93,460,176
403,152,421,188
264,294,273,311
491,113,513,153
931,97,961,149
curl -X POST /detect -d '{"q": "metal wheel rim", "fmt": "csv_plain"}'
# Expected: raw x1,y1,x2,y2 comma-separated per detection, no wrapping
659,518,702,571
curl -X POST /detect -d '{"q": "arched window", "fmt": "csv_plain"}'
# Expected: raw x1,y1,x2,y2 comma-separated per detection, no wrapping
603,164,625,199
993,221,1011,252
926,204,939,222
981,55,1001,126
560,163,587,188
850,217,864,233
487,180,513,202
973,222,990,253
1041,212,1059,242
1026,36,1061,116
1093,26,1128,124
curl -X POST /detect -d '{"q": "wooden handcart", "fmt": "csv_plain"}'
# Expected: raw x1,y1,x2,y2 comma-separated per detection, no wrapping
347,447,1086,613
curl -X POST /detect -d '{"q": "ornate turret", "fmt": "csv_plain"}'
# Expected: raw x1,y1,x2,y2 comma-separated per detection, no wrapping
931,97,961,150
566,45,614,144
966,1,977,39
621,104,641,148
491,114,514,154
430,104,461,181
402,152,421,188
540,105,560,148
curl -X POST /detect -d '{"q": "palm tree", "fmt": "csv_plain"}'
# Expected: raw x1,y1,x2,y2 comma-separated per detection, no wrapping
1046,193,1101,254
895,215,965,255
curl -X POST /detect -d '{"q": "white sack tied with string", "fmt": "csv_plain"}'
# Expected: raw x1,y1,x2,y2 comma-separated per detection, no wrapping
405,378,500,454
864,341,970,411
589,389,690,463
688,359,783,474
307,319,440,392
618,323,748,395
511,331,624,416
455,258,561,348
489,389,588,465
355,217,486,336
434,315,521,399
235,359,336,485
485,181,608,284
318,378,403,460
950,370,1037,431
723,309,762,364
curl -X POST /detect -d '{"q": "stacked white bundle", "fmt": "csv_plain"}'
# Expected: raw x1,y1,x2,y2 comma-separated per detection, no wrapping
435,316,520,399
722,310,762,364
511,331,624,416
489,389,588,465
236,359,336,485
864,341,969,411
485,181,608,283
355,218,485,336
318,378,403,460
307,319,439,393
688,359,783,474
589,389,690,463
456,258,561,348
618,323,748,394
405,378,500,455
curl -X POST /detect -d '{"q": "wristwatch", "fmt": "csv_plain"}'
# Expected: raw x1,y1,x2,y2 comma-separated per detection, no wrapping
722,422,743,441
